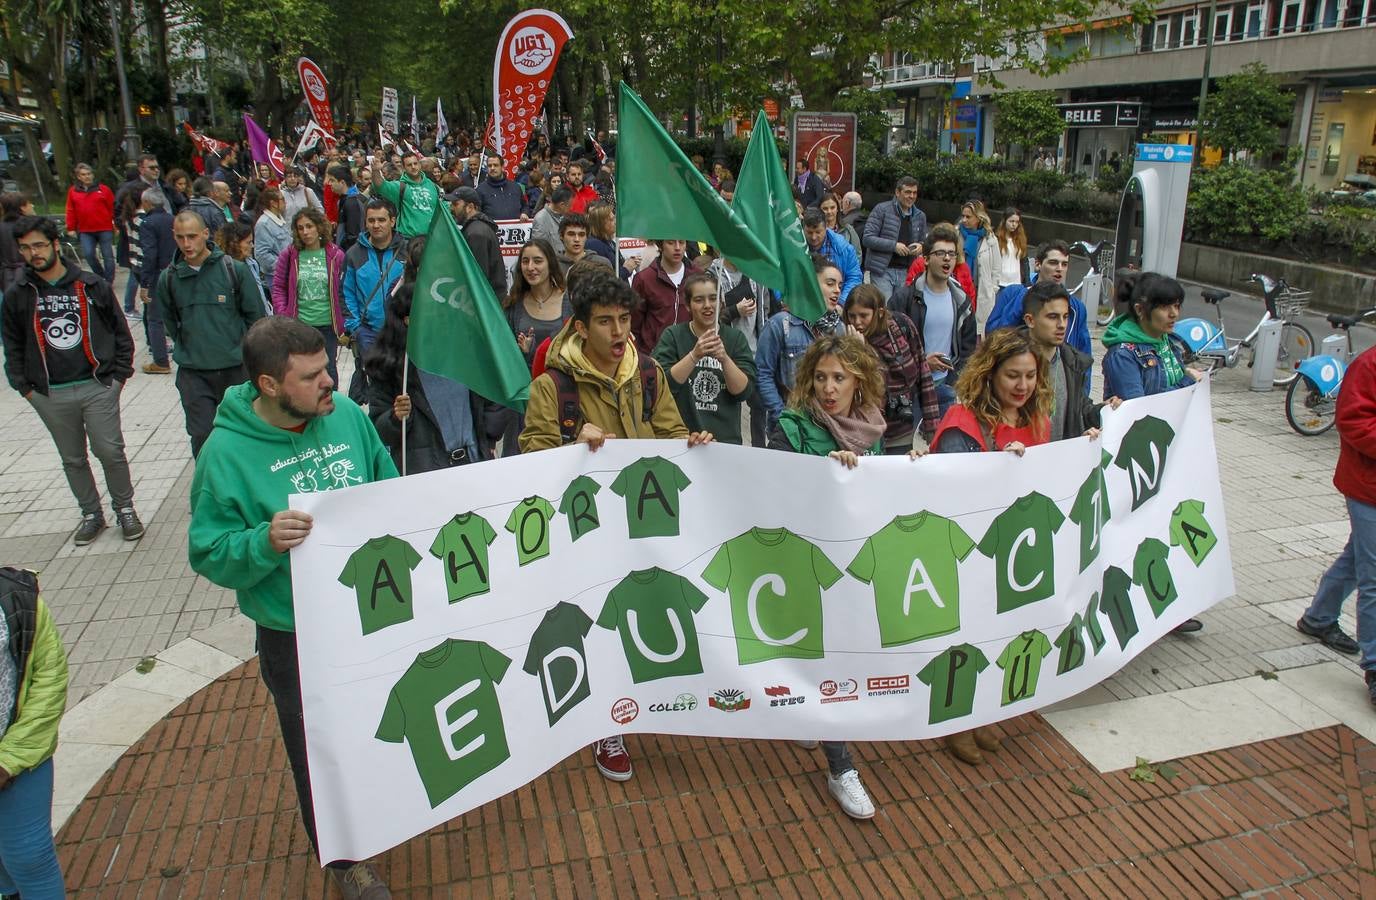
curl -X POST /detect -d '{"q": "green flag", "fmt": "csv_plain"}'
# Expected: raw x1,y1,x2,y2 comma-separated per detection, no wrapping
408,207,530,411
614,83,782,291
733,110,827,323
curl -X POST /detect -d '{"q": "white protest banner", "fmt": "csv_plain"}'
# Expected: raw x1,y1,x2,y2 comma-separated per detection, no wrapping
380,87,399,134
496,218,651,282
291,381,1232,863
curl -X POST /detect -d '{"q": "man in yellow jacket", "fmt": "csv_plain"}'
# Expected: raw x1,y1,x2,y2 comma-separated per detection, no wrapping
519,267,712,781
0,567,70,898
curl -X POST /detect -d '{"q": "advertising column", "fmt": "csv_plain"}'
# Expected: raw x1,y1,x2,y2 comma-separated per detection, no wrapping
789,112,858,197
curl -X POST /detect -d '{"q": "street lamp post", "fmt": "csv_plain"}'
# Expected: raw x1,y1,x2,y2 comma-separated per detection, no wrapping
1193,0,1218,165
109,0,142,159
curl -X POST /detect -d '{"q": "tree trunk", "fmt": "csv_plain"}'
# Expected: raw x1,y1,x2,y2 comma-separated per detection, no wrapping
140,0,175,131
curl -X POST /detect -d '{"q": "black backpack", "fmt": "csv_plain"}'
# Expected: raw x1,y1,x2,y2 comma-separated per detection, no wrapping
546,356,659,445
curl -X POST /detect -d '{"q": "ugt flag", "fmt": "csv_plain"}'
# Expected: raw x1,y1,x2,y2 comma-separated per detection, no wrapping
409,208,531,412
734,110,826,322
614,84,783,300
243,114,285,178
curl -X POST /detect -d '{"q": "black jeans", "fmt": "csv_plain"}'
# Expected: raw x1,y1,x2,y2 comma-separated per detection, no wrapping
256,626,353,870
310,325,340,388
176,365,246,458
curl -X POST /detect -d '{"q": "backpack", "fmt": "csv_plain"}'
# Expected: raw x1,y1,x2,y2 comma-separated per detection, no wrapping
546,355,659,445
160,253,242,308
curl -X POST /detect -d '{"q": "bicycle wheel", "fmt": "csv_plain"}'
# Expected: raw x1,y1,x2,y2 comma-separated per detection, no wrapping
1272,322,1315,386
1285,377,1336,436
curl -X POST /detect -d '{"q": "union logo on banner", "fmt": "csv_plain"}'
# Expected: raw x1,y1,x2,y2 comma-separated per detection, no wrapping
296,57,335,137
492,9,574,178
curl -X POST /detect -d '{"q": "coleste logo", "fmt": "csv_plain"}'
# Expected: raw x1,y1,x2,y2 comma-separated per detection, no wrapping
647,693,698,713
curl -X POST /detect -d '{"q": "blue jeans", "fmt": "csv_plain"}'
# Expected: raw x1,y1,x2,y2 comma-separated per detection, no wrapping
121,267,140,312
144,291,169,366
78,230,116,284
0,758,66,899
1303,496,1376,671
934,379,957,421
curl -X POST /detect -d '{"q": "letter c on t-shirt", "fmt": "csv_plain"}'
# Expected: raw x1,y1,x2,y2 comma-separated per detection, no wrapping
747,574,808,647
434,678,486,762
1007,528,1044,595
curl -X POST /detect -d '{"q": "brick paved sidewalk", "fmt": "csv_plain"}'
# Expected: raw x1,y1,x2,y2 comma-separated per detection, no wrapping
56,659,1376,898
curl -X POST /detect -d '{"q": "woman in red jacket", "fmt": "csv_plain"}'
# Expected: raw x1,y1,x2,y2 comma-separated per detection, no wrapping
271,207,347,386
65,163,116,285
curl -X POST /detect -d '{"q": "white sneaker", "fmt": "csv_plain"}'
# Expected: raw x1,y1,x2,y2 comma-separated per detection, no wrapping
794,740,819,750
827,769,876,819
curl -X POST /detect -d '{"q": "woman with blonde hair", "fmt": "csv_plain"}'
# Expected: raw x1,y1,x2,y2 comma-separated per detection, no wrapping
924,328,1053,765
767,333,885,820
976,207,1031,327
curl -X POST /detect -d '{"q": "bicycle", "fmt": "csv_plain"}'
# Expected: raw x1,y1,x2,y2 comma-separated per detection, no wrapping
1285,307,1376,435
1068,240,1115,326
1172,274,1315,386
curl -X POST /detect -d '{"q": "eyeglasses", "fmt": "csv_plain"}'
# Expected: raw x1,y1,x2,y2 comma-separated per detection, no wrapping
16,240,53,253
928,250,957,259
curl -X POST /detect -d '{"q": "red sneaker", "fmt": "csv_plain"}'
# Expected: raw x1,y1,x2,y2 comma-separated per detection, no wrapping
594,736,633,782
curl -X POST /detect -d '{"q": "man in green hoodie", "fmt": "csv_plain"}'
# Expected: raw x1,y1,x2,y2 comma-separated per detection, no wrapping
188,316,397,899
370,151,441,239
157,210,266,457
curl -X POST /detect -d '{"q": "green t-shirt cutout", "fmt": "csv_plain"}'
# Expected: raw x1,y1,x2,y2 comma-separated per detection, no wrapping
916,643,989,724
596,567,709,683
559,475,603,542
976,491,1066,613
429,513,498,603
996,630,1054,706
847,511,975,646
702,527,842,665
1054,613,1087,675
1170,499,1218,566
375,639,512,808
609,456,692,538
1084,591,1107,654
504,496,556,565
1068,450,1113,573
1100,566,1140,650
338,535,423,635
522,601,595,726
1133,537,1178,618
1113,415,1176,510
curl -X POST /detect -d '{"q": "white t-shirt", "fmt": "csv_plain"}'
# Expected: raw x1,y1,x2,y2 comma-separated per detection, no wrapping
999,238,1022,286
665,265,686,287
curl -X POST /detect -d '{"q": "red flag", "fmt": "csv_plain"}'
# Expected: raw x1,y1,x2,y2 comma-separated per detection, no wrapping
182,122,231,157
296,57,336,136
492,9,573,178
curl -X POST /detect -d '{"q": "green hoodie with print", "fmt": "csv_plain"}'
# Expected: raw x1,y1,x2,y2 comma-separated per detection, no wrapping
188,382,398,631
375,173,442,238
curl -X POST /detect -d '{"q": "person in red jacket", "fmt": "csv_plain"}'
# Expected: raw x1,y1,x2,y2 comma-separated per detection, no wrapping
630,238,689,354
65,163,117,285
1296,345,1376,706
565,159,600,214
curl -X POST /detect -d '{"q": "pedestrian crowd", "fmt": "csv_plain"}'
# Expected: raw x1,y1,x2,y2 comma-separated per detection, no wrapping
1,124,1370,900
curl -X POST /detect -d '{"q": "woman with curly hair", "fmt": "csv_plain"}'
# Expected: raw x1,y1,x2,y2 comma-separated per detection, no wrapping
766,333,888,821
925,328,1052,766
271,207,346,384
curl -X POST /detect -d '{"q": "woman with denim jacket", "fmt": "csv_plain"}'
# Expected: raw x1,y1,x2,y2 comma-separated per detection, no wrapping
1101,271,1207,634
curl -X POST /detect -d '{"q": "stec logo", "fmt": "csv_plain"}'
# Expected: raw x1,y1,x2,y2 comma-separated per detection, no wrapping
866,675,911,696
819,679,859,703
610,697,639,724
765,685,805,708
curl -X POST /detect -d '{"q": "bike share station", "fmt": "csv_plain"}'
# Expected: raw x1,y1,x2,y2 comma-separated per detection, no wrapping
1117,143,1297,393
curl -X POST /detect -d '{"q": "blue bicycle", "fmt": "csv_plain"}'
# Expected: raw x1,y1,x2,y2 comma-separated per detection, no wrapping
1286,307,1376,435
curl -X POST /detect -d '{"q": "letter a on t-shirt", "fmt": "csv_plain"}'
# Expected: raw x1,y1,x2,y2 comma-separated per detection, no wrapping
338,535,424,635
610,456,692,538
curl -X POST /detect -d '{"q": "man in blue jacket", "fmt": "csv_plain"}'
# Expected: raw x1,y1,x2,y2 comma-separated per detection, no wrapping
984,240,1092,359
341,198,407,405
136,187,175,374
802,209,861,304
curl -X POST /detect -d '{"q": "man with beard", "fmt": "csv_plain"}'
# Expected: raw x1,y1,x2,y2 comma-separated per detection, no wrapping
476,156,527,221
446,187,507,298
188,316,396,900
156,210,266,457
565,159,600,214
2,215,142,545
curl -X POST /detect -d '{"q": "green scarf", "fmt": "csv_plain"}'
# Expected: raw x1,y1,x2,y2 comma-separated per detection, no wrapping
1103,314,1185,388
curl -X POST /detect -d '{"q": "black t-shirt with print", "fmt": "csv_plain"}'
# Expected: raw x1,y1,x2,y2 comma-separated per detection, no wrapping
35,279,96,385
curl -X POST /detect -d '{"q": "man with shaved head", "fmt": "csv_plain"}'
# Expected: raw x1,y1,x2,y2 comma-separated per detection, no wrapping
155,210,266,456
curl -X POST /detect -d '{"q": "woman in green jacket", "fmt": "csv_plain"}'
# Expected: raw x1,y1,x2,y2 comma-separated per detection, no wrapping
767,334,885,820
0,567,70,899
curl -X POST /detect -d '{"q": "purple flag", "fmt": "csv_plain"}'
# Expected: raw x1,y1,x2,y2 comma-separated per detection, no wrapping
243,114,285,178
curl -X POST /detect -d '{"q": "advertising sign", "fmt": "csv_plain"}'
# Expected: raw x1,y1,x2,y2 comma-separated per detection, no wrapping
790,111,858,197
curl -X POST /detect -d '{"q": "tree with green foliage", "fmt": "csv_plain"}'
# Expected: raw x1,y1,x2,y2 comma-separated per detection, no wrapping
1199,62,1294,163
992,90,1064,164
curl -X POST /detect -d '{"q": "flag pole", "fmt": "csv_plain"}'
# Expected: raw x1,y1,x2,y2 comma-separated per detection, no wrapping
400,352,410,477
